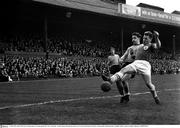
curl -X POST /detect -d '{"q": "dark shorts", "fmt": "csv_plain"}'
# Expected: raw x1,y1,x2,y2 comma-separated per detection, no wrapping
110,62,135,79
109,65,121,74
121,62,132,68
0,75,9,82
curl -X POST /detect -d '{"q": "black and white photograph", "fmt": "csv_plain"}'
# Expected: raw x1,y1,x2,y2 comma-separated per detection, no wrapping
0,0,180,127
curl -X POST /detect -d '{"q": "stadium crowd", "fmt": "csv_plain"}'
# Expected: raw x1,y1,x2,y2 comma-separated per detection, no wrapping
0,34,180,82
0,34,112,57
0,56,108,81
1,53,180,81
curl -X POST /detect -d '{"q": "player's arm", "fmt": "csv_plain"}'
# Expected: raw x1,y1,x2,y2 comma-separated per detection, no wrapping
107,56,112,75
107,56,111,66
119,48,129,63
152,31,161,49
117,55,121,64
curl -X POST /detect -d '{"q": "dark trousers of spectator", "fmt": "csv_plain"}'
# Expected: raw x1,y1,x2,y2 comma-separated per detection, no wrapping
0,76,9,82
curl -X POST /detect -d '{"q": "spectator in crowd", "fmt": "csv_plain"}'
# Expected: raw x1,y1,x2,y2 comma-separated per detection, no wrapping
0,61,13,82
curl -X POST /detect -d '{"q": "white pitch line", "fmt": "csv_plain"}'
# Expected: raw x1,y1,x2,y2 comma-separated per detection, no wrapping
0,88,179,110
0,77,99,85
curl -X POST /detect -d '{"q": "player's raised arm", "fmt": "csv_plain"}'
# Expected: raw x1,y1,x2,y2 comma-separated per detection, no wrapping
152,31,161,49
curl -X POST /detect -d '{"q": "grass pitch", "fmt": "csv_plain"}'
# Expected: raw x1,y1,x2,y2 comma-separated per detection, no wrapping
0,74,180,124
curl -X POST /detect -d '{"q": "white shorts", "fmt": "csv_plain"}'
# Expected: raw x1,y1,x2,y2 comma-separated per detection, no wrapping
128,60,151,76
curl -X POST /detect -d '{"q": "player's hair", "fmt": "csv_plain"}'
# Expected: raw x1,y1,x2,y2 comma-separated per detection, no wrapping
132,32,142,38
110,47,115,51
144,31,153,39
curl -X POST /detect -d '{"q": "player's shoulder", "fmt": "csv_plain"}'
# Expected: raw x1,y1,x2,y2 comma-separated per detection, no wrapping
137,44,144,48
114,54,119,57
139,44,144,47
108,55,112,59
128,45,134,48
127,46,133,50
129,44,143,49
108,54,117,58
144,43,155,49
143,43,157,51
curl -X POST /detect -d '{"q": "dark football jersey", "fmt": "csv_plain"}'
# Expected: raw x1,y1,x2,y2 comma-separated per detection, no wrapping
135,43,155,61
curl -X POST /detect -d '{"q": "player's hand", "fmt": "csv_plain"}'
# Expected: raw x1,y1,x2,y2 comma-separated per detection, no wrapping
153,31,159,37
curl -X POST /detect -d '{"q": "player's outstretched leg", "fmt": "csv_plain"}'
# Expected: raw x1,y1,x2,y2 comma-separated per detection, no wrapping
101,65,135,83
101,74,112,82
142,74,160,104
101,66,134,103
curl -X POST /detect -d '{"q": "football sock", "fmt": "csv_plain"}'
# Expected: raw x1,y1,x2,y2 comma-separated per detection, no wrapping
111,73,122,83
150,90,158,98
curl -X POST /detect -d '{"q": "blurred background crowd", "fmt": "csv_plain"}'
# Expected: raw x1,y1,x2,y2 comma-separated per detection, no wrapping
0,34,180,82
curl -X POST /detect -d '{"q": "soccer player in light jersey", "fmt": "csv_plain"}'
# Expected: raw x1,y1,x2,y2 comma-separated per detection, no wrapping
107,32,142,103
102,31,161,104
118,32,142,102
107,47,129,103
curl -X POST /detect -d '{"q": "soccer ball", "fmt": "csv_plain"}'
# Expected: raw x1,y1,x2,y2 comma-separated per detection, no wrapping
101,81,111,92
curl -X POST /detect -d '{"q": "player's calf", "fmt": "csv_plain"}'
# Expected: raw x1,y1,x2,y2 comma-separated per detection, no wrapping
150,87,160,104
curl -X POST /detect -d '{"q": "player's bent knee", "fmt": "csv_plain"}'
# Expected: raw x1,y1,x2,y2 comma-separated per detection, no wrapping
147,83,155,91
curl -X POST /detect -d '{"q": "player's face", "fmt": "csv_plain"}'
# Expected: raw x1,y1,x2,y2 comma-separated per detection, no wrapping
110,48,115,54
132,35,140,45
143,35,152,44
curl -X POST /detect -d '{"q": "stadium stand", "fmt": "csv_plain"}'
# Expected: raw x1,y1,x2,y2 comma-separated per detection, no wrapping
172,10,180,15
101,0,126,4
137,3,164,12
1,38,180,81
0,55,108,80
0,0,180,81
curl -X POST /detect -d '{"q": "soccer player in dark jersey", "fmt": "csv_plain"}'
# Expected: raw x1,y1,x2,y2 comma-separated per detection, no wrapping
102,31,161,104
